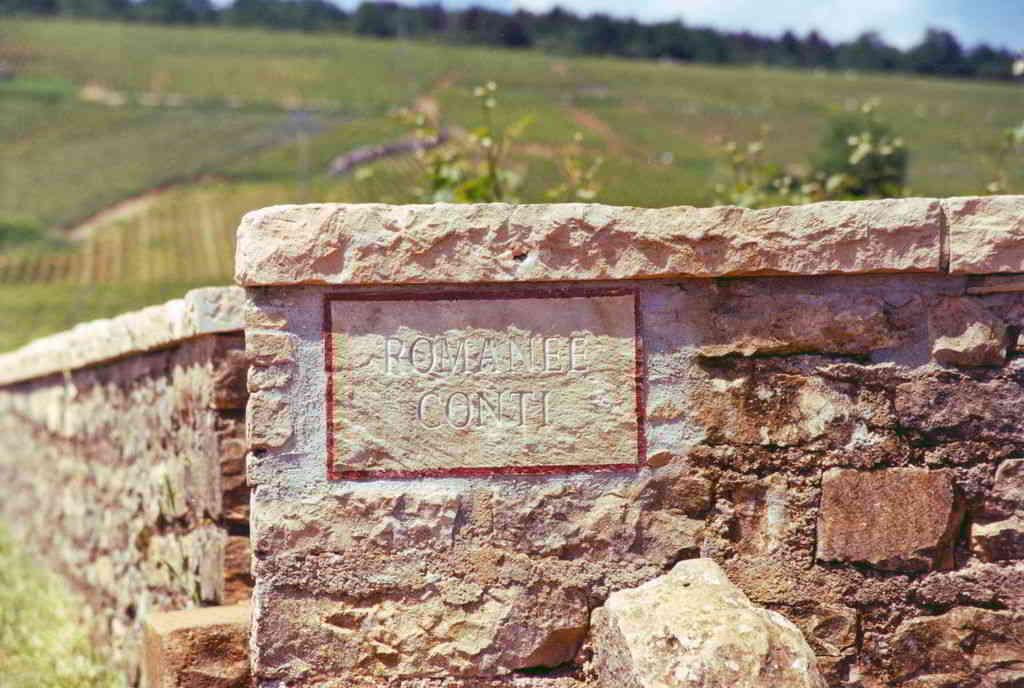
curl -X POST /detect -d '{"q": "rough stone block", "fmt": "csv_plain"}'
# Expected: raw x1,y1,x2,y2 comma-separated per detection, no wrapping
183,286,245,335
224,536,254,605
248,462,715,686
817,468,962,572
929,296,1008,367
972,518,1024,562
246,391,292,449
246,331,297,366
142,602,250,688
0,287,243,386
699,293,902,357
895,374,1024,447
485,475,705,566
986,458,1024,520
211,339,248,410
218,418,249,526
253,554,591,680
592,559,825,688
690,360,895,450
889,607,1024,685
235,199,943,286
787,603,858,657
945,195,1024,274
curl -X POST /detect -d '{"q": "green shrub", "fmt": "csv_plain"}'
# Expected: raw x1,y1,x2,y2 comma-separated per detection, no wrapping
403,82,531,203
813,100,908,198
714,99,909,208
0,216,47,251
0,216,71,254
982,120,1024,194
398,82,606,204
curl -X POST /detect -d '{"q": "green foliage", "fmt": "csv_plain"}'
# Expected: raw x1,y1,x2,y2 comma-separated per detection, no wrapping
0,525,124,688
813,99,908,198
223,0,347,32
131,0,216,25
401,84,608,204
905,29,970,77
406,82,532,203
0,74,76,104
982,121,1024,194
715,100,909,208
546,132,604,202
0,216,47,250
713,138,790,208
0,215,70,254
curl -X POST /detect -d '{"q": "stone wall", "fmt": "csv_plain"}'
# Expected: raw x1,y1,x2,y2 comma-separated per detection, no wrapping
0,287,251,683
238,199,1024,688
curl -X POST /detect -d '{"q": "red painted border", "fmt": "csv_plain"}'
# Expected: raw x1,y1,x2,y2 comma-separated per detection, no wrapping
336,463,639,481
324,287,646,481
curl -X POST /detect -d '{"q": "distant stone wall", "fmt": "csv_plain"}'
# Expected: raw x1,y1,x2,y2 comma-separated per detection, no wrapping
0,287,251,684
238,199,1024,687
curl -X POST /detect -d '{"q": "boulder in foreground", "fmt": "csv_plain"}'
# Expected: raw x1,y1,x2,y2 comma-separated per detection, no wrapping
592,558,825,688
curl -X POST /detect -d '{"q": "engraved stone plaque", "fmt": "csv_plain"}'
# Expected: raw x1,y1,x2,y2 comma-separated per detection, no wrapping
325,290,642,478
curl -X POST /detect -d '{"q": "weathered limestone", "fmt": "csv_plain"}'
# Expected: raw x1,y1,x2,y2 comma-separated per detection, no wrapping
592,559,826,688
894,371,1024,448
928,296,1009,367
986,459,1024,520
972,459,1024,562
972,519,1024,561
249,466,710,684
698,293,902,357
889,607,1024,685
235,199,945,286
945,195,1024,274
142,602,251,688
817,468,962,572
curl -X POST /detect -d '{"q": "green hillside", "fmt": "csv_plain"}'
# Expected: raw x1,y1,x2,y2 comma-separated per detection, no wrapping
1,18,1022,350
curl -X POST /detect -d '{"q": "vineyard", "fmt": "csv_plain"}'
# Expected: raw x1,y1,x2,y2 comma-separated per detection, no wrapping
1,18,1023,351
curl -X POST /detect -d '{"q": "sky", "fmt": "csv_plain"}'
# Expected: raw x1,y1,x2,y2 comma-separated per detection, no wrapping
353,0,1024,51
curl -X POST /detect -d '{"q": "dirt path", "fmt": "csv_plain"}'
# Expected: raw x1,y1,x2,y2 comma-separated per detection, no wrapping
65,110,328,240
567,106,631,156
67,184,180,240
415,70,461,124
64,79,457,241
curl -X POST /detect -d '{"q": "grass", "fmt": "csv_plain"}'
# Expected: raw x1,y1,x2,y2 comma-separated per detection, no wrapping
0,17,1021,353
4,19,1023,226
0,526,125,688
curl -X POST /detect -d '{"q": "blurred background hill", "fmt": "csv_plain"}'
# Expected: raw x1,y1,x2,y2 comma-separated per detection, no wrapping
0,12,1022,351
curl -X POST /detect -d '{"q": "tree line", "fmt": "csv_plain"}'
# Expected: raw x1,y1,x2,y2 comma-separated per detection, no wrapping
4,0,1020,81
